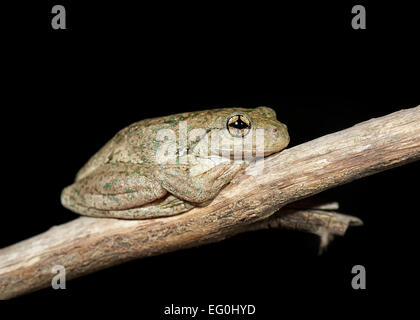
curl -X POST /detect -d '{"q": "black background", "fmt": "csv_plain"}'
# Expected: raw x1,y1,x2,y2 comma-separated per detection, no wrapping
1,0,419,316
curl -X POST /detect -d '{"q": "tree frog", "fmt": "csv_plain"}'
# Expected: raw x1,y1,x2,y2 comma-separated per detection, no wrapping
61,107,290,219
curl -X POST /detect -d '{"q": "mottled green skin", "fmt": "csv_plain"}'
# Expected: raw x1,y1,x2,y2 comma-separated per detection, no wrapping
61,107,290,219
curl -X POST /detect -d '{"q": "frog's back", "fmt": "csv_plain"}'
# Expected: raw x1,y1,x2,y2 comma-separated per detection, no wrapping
74,108,252,181
74,110,208,181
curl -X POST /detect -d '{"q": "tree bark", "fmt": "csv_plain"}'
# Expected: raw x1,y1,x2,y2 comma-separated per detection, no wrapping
1,106,419,299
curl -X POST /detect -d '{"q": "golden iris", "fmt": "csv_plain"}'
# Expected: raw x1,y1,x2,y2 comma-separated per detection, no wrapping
226,114,251,137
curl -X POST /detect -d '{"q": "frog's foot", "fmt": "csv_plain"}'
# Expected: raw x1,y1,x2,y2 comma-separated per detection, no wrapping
155,161,246,204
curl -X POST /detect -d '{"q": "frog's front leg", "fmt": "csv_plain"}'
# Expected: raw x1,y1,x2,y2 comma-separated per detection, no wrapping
155,161,246,204
61,163,194,219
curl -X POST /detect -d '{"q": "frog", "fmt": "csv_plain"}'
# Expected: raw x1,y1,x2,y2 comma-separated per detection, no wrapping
61,106,290,219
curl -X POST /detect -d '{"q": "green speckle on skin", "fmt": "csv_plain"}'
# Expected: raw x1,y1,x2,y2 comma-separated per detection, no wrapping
108,195,119,202
81,195,85,202
152,141,160,155
126,188,135,199
113,179,118,184
73,188,80,195
104,183,111,189
134,169,141,174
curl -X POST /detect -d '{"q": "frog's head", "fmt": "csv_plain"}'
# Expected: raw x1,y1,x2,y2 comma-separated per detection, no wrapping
203,106,290,158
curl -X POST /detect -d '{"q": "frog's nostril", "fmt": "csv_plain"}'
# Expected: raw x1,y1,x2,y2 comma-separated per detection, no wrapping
273,128,278,134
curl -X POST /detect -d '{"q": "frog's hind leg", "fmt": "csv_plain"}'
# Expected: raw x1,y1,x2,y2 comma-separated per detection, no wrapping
61,163,193,219
62,194,194,219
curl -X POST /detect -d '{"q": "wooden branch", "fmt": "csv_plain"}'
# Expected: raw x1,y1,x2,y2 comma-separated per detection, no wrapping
1,106,419,299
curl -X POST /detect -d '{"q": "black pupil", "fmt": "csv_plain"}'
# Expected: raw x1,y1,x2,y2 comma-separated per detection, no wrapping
229,117,248,129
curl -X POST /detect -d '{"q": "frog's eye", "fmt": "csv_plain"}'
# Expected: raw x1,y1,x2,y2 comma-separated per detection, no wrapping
226,114,251,137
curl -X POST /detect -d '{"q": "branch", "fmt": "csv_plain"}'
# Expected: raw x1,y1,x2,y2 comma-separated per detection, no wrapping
1,106,419,299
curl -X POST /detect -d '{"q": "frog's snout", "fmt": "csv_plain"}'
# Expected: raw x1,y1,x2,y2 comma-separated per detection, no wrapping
264,123,290,155
275,123,289,143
